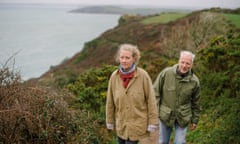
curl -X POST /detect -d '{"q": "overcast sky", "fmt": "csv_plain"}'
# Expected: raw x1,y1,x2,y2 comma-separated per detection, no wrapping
0,0,240,9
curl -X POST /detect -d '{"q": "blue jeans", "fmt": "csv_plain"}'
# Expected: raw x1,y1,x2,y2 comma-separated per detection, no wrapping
159,120,187,144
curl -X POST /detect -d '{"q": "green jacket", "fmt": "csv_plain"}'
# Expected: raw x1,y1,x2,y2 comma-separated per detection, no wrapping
106,67,159,141
153,64,201,127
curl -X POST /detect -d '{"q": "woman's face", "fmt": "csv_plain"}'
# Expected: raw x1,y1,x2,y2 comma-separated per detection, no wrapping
119,49,135,71
178,55,193,74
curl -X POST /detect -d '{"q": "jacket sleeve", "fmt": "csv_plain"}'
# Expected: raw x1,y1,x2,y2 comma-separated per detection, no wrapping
144,72,159,125
153,70,165,113
106,74,115,126
191,80,201,124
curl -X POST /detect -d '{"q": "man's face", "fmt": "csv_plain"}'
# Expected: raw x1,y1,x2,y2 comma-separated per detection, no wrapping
178,55,193,74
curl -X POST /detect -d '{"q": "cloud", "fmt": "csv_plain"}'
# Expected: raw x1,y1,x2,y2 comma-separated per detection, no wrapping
1,0,240,8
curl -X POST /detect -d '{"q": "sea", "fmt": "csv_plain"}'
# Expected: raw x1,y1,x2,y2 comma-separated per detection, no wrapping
0,3,120,80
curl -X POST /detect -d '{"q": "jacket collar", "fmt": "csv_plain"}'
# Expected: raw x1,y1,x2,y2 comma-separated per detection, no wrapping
173,64,193,81
117,67,139,90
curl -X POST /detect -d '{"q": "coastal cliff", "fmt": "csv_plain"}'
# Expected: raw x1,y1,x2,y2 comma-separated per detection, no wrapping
36,8,235,86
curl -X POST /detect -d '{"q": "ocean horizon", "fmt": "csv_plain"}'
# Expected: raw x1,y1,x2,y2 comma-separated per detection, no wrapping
0,3,120,80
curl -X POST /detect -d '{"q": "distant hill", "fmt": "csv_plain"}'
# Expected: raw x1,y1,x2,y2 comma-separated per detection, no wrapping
69,5,194,15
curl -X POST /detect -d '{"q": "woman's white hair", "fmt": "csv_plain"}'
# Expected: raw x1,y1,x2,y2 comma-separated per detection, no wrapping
115,43,141,64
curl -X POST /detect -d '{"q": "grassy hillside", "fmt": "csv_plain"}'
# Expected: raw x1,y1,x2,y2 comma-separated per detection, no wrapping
140,12,188,24
2,8,239,143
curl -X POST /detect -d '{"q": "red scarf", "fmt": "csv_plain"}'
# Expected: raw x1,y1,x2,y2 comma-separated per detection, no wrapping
119,70,135,88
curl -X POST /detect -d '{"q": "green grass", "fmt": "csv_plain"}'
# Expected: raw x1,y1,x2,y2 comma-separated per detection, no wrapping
141,12,188,24
224,13,240,28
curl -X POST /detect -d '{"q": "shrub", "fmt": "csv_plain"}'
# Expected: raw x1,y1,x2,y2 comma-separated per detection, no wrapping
65,65,117,143
0,62,76,143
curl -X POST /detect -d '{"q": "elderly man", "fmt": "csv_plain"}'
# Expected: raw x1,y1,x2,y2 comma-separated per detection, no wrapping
153,50,201,144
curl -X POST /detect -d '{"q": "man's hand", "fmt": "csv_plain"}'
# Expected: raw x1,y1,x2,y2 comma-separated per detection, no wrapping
190,123,197,130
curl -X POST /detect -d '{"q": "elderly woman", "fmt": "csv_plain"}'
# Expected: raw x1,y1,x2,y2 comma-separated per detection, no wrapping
106,44,159,144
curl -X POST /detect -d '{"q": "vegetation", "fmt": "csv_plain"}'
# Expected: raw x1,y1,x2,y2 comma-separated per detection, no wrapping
141,12,188,24
0,63,74,143
0,62,114,143
187,30,240,144
65,65,116,123
66,65,118,143
1,8,240,143
224,13,240,28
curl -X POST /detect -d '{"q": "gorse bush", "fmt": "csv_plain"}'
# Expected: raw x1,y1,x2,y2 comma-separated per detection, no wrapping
65,65,117,143
187,30,240,144
66,65,117,123
199,31,240,98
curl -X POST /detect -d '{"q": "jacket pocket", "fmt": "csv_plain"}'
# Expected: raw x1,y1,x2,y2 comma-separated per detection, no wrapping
179,104,192,117
178,104,192,126
159,105,172,121
132,119,147,136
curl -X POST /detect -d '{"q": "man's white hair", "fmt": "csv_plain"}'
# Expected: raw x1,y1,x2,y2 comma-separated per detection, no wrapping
180,50,195,62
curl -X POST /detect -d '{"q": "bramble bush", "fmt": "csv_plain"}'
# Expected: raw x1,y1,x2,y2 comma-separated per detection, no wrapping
0,64,76,143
